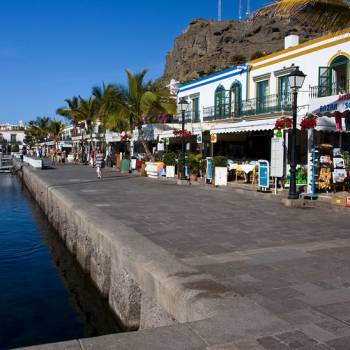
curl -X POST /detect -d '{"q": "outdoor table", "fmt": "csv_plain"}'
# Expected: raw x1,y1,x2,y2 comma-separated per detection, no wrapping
229,163,256,182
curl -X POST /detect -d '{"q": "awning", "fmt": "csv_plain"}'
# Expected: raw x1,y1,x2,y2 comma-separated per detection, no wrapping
315,116,337,132
309,94,349,115
210,118,277,134
309,94,350,131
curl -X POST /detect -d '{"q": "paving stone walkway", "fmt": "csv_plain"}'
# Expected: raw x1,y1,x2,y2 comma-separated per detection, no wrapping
30,164,350,349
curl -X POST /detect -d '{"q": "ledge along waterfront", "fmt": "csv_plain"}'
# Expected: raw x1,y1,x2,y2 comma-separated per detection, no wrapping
0,174,120,350
16,162,350,350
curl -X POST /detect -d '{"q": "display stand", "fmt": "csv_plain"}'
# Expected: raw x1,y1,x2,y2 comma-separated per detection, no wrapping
305,145,318,200
205,157,213,184
257,160,271,193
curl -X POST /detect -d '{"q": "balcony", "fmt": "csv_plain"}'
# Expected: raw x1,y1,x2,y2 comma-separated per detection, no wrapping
309,80,350,99
202,94,292,121
159,111,200,124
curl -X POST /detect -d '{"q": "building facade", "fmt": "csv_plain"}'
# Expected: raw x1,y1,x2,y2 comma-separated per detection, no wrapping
0,123,25,151
165,28,350,164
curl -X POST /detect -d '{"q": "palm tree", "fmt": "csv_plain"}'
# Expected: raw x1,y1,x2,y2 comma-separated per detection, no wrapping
92,83,128,149
105,70,176,160
24,116,51,147
264,0,350,31
75,96,97,142
56,97,81,127
48,120,66,148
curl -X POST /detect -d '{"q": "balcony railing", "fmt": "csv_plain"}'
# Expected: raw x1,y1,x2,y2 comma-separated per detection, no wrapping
203,94,292,121
309,80,350,99
170,111,201,123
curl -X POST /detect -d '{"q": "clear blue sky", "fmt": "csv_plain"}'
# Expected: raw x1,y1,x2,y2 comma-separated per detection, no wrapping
0,0,268,124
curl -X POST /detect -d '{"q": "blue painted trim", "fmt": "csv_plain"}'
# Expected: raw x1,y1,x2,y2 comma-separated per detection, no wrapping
179,68,248,93
178,64,246,89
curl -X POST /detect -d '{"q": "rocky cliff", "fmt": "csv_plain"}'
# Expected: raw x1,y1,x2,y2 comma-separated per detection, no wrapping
160,5,350,85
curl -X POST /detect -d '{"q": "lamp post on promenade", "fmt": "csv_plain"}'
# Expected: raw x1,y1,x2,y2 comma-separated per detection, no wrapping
179,97,189,180
287,66,306,199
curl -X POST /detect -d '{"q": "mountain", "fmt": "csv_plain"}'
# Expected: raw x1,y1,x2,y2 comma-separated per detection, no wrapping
160,4,350,85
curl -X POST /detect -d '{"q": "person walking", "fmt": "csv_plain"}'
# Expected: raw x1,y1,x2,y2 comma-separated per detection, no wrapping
95,148,104,179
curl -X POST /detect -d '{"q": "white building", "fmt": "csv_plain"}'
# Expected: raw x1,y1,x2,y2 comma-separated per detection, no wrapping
158,28,350,163
0,123,25,145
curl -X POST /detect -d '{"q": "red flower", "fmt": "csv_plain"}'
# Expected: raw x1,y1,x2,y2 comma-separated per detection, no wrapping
274,117,292,130
173,129,192,138
300,114,317,131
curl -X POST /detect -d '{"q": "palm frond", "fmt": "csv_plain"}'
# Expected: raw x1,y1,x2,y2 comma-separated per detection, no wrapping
267,0,350,31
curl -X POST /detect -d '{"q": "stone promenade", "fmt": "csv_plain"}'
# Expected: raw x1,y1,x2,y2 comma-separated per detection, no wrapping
21,164,350,350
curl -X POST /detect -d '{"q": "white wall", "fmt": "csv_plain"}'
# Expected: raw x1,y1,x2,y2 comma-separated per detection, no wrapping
0,130,25,143
177,65,248,121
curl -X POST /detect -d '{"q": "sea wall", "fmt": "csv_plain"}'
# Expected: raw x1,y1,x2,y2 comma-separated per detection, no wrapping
19,164,223,331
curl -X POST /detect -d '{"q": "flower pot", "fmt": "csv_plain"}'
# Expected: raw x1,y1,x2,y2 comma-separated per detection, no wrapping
190,173,198,182
166,165,175,178
214,166,227,186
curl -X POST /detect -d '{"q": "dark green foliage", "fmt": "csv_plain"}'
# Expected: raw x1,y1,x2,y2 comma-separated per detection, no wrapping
213,156,228,167
162,152,177,166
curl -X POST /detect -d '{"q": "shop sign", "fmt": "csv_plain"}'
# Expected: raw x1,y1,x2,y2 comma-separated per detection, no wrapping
210,134,217,143
311,93,350,115
273,129,283,138
270,138,284,178
196,133,203,144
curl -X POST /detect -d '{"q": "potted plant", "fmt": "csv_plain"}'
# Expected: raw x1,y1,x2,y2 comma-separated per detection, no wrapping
162,152,177,178
213,156,228,186
187,153,202,182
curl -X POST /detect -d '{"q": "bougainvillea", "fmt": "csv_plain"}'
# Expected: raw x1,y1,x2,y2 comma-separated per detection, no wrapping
173,129,192,138
274,116,292,130
300,114,317,131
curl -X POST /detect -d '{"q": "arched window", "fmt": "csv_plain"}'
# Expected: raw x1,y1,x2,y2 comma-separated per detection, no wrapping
319,55,349,97
214,85,227,118
330,55,349,94
230,81,242,117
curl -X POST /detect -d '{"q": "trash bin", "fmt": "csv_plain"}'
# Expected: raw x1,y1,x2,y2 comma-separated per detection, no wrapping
121,159,130,173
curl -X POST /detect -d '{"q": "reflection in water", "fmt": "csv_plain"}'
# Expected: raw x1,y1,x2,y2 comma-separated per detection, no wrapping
0,175,120,350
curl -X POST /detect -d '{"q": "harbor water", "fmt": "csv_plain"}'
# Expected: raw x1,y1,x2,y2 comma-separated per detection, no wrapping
0,175,120,349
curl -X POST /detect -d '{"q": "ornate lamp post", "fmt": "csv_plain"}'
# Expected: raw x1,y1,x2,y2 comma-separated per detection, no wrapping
179,97,189,180
287,66,306,199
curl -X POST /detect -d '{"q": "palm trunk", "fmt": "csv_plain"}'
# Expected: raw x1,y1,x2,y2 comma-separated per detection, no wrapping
138,126,154,161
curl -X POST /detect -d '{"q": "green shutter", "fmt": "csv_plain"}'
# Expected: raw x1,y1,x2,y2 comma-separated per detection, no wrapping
318,67,331,97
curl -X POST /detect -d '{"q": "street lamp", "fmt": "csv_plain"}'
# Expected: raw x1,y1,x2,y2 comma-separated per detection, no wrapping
287,66,306,199
179,97,189,180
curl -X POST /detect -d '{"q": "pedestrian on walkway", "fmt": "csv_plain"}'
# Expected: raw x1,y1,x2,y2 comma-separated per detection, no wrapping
95,148,104,179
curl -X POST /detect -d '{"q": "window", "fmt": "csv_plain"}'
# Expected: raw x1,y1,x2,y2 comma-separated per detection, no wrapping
10,134,16,143
215,85,225,118
318,55,349,97
230,82,242,117
192,96,200,121
330,55,349,94
278,76,290,109
256,80,269,113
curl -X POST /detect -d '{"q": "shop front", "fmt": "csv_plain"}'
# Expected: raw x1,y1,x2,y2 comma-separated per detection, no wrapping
209,118,278,183
305,94,350,195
